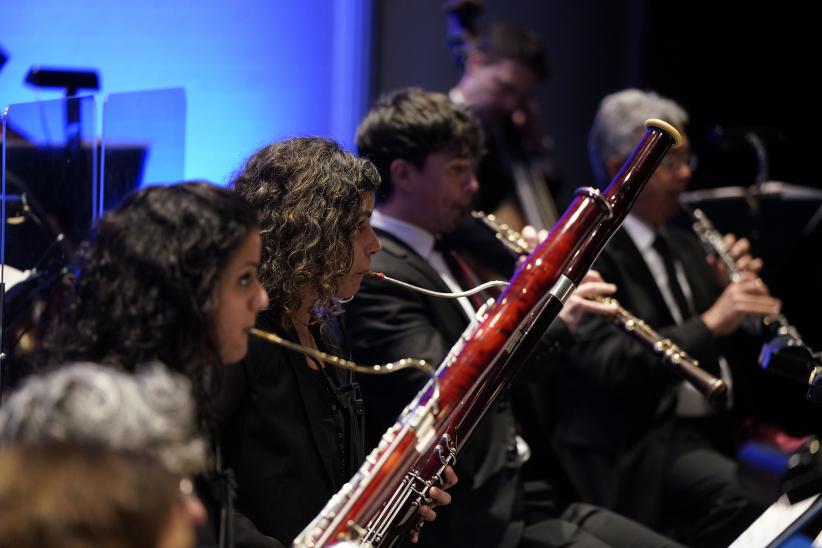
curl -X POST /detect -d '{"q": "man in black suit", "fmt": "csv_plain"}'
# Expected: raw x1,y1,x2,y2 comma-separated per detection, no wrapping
551,89,780,547
346,87,682,548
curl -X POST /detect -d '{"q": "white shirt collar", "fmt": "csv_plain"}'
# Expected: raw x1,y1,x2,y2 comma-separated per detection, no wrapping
371,210,438,260
371,210,477,321
621,214,657,252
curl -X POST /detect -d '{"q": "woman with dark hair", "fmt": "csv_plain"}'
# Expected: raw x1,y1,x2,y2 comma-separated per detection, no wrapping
34,182,271,546
223,137,455,546
40,182,269,422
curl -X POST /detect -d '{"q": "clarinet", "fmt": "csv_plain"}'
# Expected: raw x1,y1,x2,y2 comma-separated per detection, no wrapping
684,206,816,382
686,206,800,336
472,211,727,403
292,119,682,548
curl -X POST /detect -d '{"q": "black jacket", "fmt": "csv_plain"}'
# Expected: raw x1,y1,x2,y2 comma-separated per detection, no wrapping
219,312,364,546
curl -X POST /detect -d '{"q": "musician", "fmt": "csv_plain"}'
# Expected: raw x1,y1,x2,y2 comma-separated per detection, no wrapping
223,137,455,546
551,89,778,547
34,182,273,546
348,87,682,548
0,362,206,480
0,443,202,548
38,182,269,416
449,21,560,231
0,363,209,547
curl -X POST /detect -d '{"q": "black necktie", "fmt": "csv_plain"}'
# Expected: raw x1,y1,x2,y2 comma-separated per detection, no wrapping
652,234,693,321
433,237,486,310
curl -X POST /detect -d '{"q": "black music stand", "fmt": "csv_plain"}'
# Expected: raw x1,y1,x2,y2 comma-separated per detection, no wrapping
24,67,100,147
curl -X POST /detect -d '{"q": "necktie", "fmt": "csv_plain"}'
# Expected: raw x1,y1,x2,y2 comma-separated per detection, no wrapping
652,234,693,321
433,237,486,310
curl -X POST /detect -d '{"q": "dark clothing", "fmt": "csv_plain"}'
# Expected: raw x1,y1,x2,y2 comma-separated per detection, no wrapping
524,503,682,548
195,471,283,548
553,226,766,547
345,226,683,548
219,312,365,546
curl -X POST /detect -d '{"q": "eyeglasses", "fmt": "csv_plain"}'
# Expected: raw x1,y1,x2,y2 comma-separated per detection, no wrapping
658,151,698,173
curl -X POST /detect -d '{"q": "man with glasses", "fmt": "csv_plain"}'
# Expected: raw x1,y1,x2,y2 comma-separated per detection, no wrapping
449,22,560,231
548,89,779,547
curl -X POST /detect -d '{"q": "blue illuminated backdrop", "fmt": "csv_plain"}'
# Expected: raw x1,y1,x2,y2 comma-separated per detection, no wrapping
0,0,372,186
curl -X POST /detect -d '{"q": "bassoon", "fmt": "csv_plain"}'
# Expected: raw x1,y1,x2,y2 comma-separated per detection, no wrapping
291,119,683,547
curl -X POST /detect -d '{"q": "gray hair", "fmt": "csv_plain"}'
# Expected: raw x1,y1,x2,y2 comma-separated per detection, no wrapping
588,88,689,186
0,362,207,476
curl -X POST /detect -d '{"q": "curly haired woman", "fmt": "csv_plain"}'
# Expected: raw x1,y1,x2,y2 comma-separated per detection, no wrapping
223,137,455,546
33,182,271,546
39,182,269,423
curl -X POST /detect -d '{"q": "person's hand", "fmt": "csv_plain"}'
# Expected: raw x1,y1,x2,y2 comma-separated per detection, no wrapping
706,233,764,286
726,234,764,275
410,466,458,543
558,270,618,333
701,272,781,336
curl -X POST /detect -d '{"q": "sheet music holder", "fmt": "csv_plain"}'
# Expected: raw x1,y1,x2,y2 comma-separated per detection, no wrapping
676,180,822,286
681,181,822,204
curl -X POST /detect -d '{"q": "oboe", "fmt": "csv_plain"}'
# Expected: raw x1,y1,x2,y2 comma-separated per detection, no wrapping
472,211,727,403
686,206,795,335
684,205,816,382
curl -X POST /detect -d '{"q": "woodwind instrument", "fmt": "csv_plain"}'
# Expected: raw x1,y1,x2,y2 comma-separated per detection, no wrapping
472,211,727,403
684,206,816,382
292,120,682,548
248,328,441,408
686,206,797,336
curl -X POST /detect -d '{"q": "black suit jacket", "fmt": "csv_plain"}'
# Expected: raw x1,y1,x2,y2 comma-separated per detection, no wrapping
219,312,364,546
552,225,750,526
346,227,572,548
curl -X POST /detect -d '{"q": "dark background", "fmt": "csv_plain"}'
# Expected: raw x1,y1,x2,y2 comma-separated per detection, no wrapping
372,0,817,196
